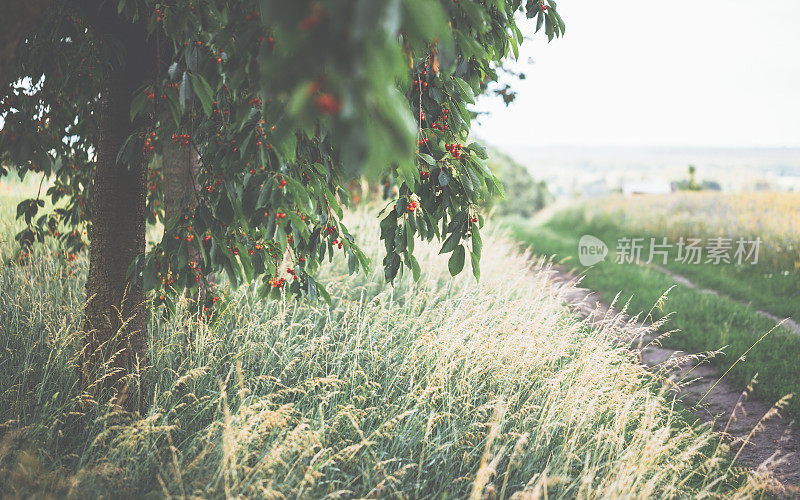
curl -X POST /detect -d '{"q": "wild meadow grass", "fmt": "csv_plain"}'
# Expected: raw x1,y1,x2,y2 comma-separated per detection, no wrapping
0,195,767,497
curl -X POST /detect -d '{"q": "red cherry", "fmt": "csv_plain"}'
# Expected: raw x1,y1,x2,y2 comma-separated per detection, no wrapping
314,93,342,115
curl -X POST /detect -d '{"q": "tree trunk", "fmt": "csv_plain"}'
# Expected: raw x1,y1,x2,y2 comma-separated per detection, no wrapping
162,140,210,312
81,67,148,411
163,140,200,224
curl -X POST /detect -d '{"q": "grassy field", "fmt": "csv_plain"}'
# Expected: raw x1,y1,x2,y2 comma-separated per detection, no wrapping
506,193,800,421
0,180,769,497
575,192,800,318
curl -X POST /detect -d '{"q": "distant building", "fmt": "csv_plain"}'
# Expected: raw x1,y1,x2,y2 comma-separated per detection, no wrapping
621,180,674,196
774,176,800,192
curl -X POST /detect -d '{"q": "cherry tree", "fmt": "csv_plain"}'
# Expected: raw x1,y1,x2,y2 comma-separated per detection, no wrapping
0,0,564,408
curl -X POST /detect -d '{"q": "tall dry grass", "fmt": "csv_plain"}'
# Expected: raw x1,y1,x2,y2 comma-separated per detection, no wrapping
0,202,765,498
576,192,800,272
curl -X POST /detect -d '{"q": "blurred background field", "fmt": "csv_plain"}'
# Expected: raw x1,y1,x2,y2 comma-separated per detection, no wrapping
577,191,800,273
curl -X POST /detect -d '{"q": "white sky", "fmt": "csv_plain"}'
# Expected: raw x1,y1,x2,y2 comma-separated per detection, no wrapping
474,0,800,149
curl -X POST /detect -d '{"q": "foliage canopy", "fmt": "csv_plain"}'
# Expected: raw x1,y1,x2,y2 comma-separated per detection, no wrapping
0,0,564,311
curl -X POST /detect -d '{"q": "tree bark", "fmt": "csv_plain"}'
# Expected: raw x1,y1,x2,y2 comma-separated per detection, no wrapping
162,140,211,313
81,66,148,410
163,140,200,223
79,1,156,410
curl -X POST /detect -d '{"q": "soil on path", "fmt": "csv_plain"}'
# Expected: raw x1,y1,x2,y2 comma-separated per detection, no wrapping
547,266,800,496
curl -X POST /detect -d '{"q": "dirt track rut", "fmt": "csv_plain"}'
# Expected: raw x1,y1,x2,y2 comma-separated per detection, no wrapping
548,267,800,496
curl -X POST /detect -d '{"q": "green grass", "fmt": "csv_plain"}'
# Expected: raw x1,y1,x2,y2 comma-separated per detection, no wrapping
659,259,800,320
560,194,800,320
506,212,800,421
559,207,800,319
0,184,767,497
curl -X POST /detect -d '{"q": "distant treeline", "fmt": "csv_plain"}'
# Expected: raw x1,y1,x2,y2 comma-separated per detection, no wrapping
485,147,552,218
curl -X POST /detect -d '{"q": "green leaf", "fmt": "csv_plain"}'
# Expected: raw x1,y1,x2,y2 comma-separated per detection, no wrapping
384,252,401,282
142,258,158,291
316,282,331,305
418,152,436,166
440,232,460,254
448,245,465,276
215,192,234,224
408,253,421,281
470,249,481,282
459,1,489,32
545,13,555,41
405,221,415,253
186,46,200,73
130,89,149,122
347,249,357,274
396,159,419,190
166,90,182,127
471,228,482,257
179,72,192,112
189,73,215,117
468,142,488,159
454,77,475,104
403,0,450,42
168,62,179,80
380,212,398,241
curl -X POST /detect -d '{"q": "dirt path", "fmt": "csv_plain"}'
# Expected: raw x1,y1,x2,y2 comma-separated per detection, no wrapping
547,266,800,496
648,263,800,336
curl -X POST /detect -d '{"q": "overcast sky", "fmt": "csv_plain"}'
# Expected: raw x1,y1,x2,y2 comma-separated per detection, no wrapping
474,0,800,149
